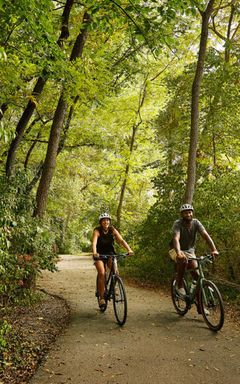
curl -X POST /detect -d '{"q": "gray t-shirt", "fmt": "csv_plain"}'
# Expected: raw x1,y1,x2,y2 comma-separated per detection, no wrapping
172,218,205,252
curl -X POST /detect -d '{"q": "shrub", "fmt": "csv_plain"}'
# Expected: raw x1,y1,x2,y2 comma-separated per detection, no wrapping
0,320,11,368
0,172,58,305
132,168,240,286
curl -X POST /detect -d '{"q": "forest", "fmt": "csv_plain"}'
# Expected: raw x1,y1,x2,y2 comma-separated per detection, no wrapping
0,0,240,343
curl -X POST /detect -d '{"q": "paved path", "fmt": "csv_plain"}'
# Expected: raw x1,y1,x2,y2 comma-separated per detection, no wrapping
30,255,240,384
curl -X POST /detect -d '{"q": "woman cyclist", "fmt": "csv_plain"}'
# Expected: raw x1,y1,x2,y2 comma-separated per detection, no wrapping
92,212,133,309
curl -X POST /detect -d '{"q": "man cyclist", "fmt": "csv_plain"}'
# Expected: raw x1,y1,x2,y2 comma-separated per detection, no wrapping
92,212,133,309
171,204,218,313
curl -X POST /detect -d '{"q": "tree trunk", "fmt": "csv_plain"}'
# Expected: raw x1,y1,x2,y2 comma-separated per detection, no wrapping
116,148,132,230
5,0,74,177
25,161,44,195
0,103,8,120
58,0,75,48
34,93,68,216
34,12,91,218
225,1,237,63
25,95,79,193
24,131,42,170
6,77,46,176
208,2,238,168
58,95,79,154
116,82,146,229
184,0,215,204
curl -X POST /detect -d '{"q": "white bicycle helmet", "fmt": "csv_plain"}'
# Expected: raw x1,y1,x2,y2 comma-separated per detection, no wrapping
180,204,194,212
99,212,111,222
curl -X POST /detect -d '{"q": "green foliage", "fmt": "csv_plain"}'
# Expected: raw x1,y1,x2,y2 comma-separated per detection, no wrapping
131,166,240,286
0,172,57,305
0,0,239,294
0,307,45,370
194,170,240,283
0,320,11,368
129,163,185,284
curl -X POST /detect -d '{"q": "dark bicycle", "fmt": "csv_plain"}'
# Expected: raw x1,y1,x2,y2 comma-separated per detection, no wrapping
94,253,128,326
171,254,224,332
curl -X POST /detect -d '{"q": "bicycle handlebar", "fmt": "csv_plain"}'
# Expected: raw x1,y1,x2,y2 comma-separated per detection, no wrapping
93,253,131,261
187,253,219,263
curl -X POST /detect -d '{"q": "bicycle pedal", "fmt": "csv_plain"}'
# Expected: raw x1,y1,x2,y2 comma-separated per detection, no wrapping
99,304,107,312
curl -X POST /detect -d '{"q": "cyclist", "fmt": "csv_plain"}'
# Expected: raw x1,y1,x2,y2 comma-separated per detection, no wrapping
171,204,218,313
92,212,133,309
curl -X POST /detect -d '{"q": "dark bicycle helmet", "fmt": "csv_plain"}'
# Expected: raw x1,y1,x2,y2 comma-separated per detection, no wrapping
180,203,194,212
99,212,111,222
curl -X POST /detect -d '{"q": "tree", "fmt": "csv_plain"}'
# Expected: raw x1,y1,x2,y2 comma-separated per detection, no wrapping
34,12,91,218
116,79,147,230
5,0,74,177
184,0,215,204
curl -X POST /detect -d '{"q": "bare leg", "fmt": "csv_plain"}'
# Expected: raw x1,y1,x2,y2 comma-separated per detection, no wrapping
188,260,201,310
176,258,187,288
95,261,105,300
188,260,199,281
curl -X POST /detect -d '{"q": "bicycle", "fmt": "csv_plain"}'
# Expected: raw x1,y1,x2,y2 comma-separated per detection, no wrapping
94,253,128,326
171,254,224,332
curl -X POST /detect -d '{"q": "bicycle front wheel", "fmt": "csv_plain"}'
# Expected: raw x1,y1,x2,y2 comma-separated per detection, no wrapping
199,280,224,332
113,275,127,326
171,278,188,316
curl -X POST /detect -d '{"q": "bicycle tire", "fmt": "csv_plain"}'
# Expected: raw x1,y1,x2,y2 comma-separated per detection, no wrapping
171,278,188,316
96,275,108,312
199,279,224,332
113,275,127,326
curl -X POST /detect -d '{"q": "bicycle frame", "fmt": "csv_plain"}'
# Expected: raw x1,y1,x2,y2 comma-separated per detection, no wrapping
196,257,211,304
171,253,225,331
104,258,116,300
95,253,124,279
94,253,129,325
185,255,212,305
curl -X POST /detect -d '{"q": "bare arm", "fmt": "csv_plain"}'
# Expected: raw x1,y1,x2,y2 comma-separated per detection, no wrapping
112,228,133,254
92,229,100,256
172,232,187,260
200,229,218,255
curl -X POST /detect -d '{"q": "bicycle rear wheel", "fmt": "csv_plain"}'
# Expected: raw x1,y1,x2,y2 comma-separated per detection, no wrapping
199,280,224,332
171,278,188,315
113,275,127,326
96,275,108,312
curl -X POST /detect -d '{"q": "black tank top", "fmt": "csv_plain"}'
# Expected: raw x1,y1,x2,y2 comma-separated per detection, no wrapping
95,226,115,255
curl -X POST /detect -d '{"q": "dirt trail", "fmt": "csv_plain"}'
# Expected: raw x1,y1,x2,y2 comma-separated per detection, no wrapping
30,255,240,384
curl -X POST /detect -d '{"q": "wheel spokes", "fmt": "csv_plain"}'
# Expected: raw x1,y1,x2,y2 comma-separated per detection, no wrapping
200,281,224,331
113,276,127,325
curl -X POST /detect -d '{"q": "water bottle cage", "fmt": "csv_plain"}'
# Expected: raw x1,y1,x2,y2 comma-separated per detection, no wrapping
189,281,197,294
